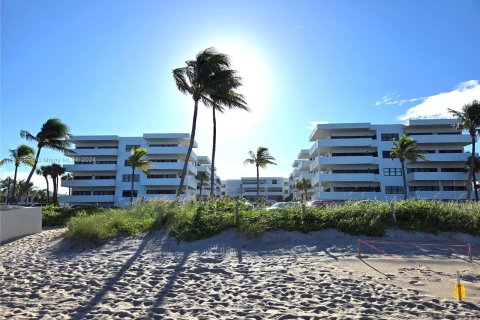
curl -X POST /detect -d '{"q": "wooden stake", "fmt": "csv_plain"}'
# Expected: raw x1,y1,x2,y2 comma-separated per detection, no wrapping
358,239,362,259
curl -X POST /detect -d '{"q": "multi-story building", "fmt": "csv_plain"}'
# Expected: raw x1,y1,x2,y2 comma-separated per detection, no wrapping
291,149,314,200
60,133,214,207
221,177,289,203
301,119,472,201
197,156,222,197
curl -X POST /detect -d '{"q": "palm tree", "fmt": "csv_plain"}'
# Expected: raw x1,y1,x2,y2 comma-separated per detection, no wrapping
173,47,246,198
127,148,151,203
196,171,210,198
49,164,65,205
208,85,248,197
0,144,35,203
16,180,34,205
19,118,72,201
294,178,312,202
244,146,277,203
390,135,427,200
449,100,480,200
36,165,52,204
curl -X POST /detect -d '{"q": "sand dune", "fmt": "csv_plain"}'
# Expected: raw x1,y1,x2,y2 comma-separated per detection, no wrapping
1,228,479,319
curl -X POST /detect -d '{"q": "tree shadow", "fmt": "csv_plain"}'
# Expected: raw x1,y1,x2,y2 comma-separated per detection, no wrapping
68,236,153,320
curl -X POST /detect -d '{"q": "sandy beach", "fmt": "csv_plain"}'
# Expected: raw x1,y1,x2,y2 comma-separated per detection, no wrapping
1,228,479,319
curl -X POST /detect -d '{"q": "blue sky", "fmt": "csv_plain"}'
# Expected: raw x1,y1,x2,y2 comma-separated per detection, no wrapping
1,0,480,192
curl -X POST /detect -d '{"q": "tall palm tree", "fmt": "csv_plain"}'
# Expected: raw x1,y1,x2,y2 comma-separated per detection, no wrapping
127,148,151,203
390,135,427,200
294,178,312,202
1,144,35,204
36,165,52,204
173,47,246,198
16,180,34,204
196,171,210,198
49,164,66,205
449,100,480,200
19,118,72,201
244,146,277,203
209,87,248,197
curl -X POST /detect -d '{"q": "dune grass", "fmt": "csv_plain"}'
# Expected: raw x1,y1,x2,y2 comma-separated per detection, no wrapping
62,199,480,244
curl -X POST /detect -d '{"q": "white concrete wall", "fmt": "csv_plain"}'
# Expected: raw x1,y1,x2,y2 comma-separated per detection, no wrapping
0,207,42,243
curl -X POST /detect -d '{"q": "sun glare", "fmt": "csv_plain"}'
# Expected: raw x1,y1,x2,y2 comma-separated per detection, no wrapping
215,43,271,124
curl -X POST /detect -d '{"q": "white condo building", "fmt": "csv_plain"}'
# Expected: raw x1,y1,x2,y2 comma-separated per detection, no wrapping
60,133,218,207
221,177,290,203
293,119,472,201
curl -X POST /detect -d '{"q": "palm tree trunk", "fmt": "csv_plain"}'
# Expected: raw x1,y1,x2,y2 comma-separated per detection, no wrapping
52,176,58,205
177,99,199,198
210,107,217,197
18,147,41,203
44,176,50,204
471,135,478,200
11,164,19,204
256,164,260,204
130,168,135,203
401,160,407,200
199,181,203,198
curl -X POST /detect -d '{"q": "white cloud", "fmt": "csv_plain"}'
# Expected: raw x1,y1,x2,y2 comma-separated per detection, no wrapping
398,80,480,120
307,121,329,130
375,92,429,107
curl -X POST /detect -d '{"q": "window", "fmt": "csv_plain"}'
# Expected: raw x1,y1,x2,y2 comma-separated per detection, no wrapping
441,168,465,172
330,135,376,139
150,159,177,162
381,133,399,141
438,132,460,135
385,186,404,194
423,150,436,154
332,169,379,174
147,174,176,179
72,191,91,196
272,179,278,184
122,174,140,182
383,168,402,176
149,144,178,147
95,175,116,180
268,188,282,192
439,150,463,154
125,145,140,152
122,190,138,197
97,146,118,149
408,132,432,136
332,152,377,157
73,176,92,180
96,161,116,164
146,190,176,195
382,151,392,159
93,191,115,195
333,186,380,192
409,186,440,191
124,160,131,166
443,186,467,191
407,168,437,173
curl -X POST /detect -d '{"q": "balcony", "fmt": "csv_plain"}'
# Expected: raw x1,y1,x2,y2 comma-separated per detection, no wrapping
60,195,115,203
243,191,284,196
141,177,197,189
64,164,117,172
407,172,467,181
298,160,311,172
61,179,116,187
409,191,467,200
148,147,198,160
412,134,471,145
311,174,320,187
298,172,314,181
310,156,376,171
319,173,378,182
417,153,469,162
65,148,117,156
319,192,381,201
149,162,197,174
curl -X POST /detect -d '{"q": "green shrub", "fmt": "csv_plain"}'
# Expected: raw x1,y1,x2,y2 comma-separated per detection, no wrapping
42,205,104,227
66,202,159,244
